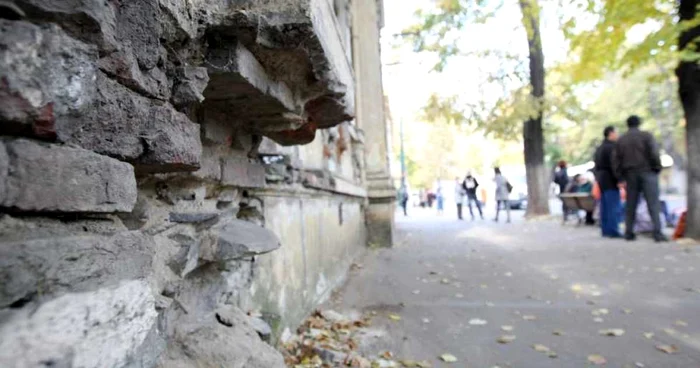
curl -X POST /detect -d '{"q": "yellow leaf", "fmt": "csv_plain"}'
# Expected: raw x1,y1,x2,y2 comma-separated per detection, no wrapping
588,354,607,365
439,354,458,363
388,314,402,321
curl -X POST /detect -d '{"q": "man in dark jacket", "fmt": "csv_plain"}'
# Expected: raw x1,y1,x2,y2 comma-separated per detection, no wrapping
613,115,667,242
462,171,483,220
594,126,622,237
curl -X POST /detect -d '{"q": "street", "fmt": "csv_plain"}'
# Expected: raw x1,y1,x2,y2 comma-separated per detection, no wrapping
325,207,700,367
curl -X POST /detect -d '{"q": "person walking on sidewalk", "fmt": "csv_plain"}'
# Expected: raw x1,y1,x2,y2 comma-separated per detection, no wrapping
553,160,570,222
454,177,465,220
613,115,668,242
493,167,511,223
462,171,484,220
594,126,623,237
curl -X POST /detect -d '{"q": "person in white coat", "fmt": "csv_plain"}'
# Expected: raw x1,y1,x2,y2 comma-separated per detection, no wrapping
493,167,511,223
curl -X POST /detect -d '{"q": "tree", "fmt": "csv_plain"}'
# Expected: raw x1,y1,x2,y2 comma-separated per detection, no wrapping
402,0,551,216
518,0,549,215
562,0,700,238
676,0,700,238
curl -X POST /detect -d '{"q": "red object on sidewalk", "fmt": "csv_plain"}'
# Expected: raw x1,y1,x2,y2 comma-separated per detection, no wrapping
673,211,687,240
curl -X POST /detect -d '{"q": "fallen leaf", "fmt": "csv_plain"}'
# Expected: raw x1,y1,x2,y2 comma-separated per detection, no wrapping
501,325,514,332
547,351,558,358
421,318,431,324
621,308,633,314
599,328,625,337
643,332,654,339
532,344,550,353
571,284,583,292
412,289,421,295
388,314,401,321
675,320,688,327
455,293,464,298
588,354,607,365
497,335,516,344
593,317,604,323
439,354,458,363
380,351,393,359
552,330,565,336
469,318,488,326
656,344,679,354
440,278,450,285
592,308,609,316
416,361,432,368
523,315,537,321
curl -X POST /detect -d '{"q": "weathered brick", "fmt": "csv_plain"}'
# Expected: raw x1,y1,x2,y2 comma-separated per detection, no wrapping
0,138,137,213
57,73,202,173
0,231,153,308
0,20,97,140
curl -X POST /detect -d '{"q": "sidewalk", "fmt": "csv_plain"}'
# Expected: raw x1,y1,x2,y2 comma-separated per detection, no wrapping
319,215,700,367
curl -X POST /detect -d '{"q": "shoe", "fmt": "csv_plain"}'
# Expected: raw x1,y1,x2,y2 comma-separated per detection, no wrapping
624,233,636,241
654,234,669,242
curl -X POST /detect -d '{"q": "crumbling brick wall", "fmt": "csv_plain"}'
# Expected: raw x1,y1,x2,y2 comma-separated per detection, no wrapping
0,0,365,366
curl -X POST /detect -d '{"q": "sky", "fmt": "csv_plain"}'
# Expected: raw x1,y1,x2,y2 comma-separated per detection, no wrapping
380,0,571,126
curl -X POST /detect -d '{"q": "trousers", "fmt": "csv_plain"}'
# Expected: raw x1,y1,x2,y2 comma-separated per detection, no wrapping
600,189,621,236
625,171,662,237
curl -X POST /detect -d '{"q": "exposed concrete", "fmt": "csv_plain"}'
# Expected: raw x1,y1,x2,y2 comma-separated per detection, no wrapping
248,188,367,339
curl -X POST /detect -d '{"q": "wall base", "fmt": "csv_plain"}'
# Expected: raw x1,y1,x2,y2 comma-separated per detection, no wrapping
366,197,395,248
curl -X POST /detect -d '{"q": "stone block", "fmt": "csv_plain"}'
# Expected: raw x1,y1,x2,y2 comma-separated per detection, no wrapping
169,212,220,224
158,305,285,368
202,42,304,134
0,138,137,213
0,280,159,368
98,46,171,101
205,220,281,262
172,67,210,106
57,73,202,173
15,0,119,52
211,0,355,128
0,20,97,140
0,230,154,308
221,156,266,188
167,233,200,278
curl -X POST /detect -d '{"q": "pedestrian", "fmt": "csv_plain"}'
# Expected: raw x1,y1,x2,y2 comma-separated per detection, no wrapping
493,167,511,223
454,177,465,220
462,171,484,220
594,126,623,238
398,185,409,216
553,160,570,222
436,186,444,215
613,115,668,242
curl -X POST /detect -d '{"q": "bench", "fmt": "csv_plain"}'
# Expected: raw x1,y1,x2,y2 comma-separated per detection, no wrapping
559,193,596,225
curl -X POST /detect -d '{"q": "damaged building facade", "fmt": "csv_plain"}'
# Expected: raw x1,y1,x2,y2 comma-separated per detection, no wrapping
0,0,394,366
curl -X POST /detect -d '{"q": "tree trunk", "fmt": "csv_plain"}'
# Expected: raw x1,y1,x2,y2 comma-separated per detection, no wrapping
519,0,550,216
677,0,700,238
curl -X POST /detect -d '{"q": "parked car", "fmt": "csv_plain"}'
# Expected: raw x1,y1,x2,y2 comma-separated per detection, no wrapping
508,176,528,210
